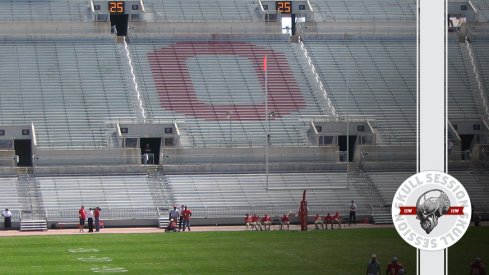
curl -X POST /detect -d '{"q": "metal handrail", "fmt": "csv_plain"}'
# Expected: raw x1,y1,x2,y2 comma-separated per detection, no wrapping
45,207,158,221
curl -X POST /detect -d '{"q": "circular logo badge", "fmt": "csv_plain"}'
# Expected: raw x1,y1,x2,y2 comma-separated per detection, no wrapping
392,171,471,251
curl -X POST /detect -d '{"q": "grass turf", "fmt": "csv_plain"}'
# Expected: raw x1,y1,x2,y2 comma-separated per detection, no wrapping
448,227,489,274
0,228,416,274
2,227,487,274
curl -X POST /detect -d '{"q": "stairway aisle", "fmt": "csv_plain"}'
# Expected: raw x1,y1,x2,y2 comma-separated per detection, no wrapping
16,168,47,231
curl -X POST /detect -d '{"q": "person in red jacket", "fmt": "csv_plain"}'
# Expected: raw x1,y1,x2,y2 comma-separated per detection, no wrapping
280,214,290,230
386,257,404,275
245,214,253,230
252,214,262,231
165,219,177,232
314,213,325,230
324,213,333,229
262,214,272,231
332,212,342,229
470,257,486,275
181,206,192,232
78,205,86,233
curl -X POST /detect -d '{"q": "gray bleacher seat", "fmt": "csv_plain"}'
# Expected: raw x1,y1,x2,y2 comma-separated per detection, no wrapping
472,40,489,107
0,40,136,148
447,41,482,121
312,0,415,22
147,0,256,22
0,177,22,210
131,39,330,147
305,39,416,144
0,0,85,22
39,175,156,210
166,172,375,217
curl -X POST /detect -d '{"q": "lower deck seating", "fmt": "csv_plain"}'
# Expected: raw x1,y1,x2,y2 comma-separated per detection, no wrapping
165,172,377,218
0,177,22,211
39,175,156,211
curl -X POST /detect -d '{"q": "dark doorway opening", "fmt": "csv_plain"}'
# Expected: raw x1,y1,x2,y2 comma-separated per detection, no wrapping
14,139,32,167
460,134,474,160
338,135,357,162
140,138,161,165
110,14,129,36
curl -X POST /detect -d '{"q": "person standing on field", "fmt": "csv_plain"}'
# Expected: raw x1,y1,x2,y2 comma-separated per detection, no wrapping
469,257,486,275
178,205,185,231
367,254,381,275
169,205,180,222
94,207,101,232
182,206,192,232
87,208,94,233
78,205,86,233
2,208,12,230
349,200,357,225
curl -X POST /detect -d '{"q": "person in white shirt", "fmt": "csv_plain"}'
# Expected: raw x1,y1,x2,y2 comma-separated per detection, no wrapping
87,208,94,233
349,200,357,225
169,206,180,222
2,209,12,229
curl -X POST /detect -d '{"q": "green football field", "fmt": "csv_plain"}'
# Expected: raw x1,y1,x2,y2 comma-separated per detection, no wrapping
0,227,485,274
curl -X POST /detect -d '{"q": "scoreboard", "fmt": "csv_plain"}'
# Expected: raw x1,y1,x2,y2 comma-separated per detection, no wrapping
108,1,125,14
259,0,312,14
91,0,145,21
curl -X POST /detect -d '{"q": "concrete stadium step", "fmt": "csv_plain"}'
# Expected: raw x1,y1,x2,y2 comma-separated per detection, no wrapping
158,217,169,229
371,213,393,224
21,220,47,231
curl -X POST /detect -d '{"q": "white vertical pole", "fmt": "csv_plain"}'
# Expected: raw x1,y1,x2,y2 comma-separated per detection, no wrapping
419,0,445,273
346,42,350,189
265,55,269,190
230,113,232,147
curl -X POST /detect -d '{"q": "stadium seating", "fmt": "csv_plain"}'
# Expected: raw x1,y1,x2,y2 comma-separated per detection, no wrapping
147,0,255,22
367,172,412,204
304,40,416,144
0,0,84,22
447,41,482,120
130,39,332,147
39,174,163,222
0,0,486,229
0,177,22,211
312,0,416,22
448,170,489,214
39,175,157,209
471,40,489,102
0,40,135,148
165,172,379,217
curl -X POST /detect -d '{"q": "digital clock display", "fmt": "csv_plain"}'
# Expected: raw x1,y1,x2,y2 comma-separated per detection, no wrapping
109,1,125,14
276,1,292,13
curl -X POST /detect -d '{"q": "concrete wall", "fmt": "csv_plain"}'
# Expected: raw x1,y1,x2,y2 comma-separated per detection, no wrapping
0,150,16,167
162,162,347,174
162,146,340,164
32,165,149,176
34,148,140,166
356,145,416,171
355,145,416,162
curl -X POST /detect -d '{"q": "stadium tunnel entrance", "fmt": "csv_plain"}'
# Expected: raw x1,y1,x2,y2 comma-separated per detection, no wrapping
110,14,128,36
140,138,161,165
338,135,357,162
460,134,474,160
14,139,32,167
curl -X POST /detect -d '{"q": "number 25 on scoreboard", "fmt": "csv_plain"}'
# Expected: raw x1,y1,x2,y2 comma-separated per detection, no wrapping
109,1,124,14
276,1,291,13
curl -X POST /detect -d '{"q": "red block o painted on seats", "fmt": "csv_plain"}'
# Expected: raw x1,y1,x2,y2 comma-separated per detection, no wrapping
147,41,306,121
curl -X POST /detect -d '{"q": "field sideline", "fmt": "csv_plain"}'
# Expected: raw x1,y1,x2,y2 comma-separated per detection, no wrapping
0,227,485,274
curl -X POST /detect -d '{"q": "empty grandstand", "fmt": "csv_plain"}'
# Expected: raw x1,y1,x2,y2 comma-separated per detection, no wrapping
0,0,487,231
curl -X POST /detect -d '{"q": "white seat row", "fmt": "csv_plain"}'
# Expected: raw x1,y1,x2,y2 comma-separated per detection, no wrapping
0,41,136,148
130,39,329,147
